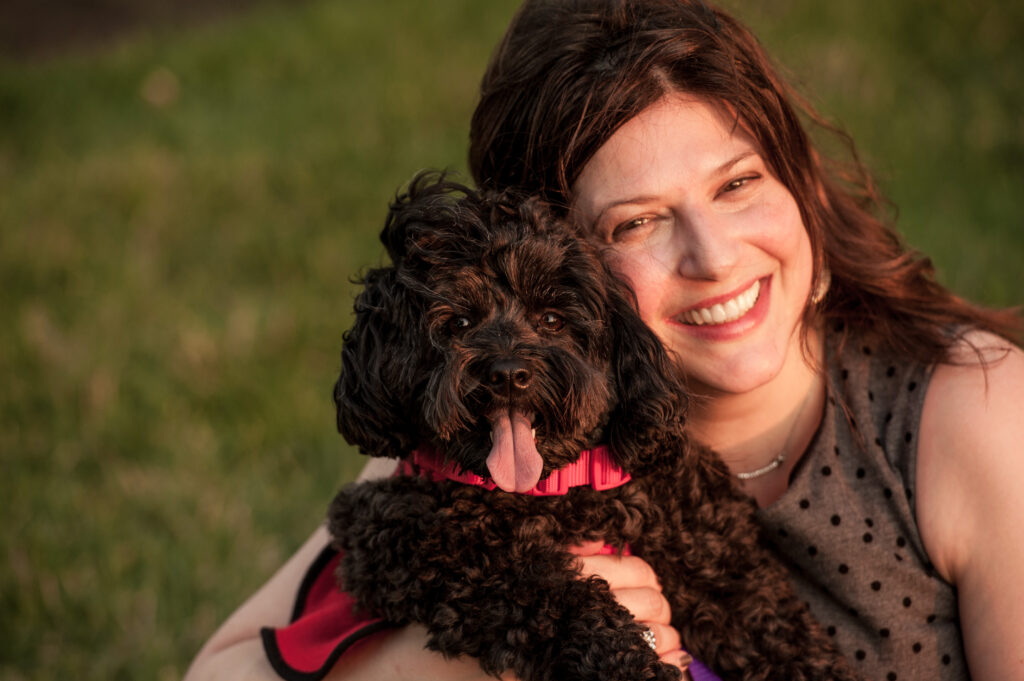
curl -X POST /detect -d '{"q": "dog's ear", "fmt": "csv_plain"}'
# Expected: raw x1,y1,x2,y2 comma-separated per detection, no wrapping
603,273,686,471
334,264,425,458
379,170,477,270
336,171,472,457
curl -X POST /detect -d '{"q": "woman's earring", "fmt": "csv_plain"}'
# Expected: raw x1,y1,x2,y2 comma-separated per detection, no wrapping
810,267,831,305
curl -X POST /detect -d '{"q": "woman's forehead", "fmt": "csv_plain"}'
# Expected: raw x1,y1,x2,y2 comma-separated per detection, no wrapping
571,95,760,217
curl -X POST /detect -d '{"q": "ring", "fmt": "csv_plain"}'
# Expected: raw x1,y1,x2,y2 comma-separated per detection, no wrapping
641,626,657,651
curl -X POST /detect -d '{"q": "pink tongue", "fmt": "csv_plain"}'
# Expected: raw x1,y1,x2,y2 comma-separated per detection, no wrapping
486,410,543,493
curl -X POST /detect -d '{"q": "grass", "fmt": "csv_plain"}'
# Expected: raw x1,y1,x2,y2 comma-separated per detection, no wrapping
1,1,1020,679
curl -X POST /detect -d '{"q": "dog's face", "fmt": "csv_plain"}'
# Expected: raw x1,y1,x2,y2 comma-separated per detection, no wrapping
414,208,618,492
335,174,682,491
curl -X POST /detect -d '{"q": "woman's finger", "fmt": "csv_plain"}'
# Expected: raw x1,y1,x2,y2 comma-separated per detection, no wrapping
662,647,694,676
573,552,662,591
641,621,682,655
611,586,672,624
639,622,691,674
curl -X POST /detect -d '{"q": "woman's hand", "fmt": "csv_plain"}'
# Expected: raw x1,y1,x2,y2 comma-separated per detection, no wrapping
570,541,691,673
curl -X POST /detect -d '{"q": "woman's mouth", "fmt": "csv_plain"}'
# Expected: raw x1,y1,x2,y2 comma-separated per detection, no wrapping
679,279,761,326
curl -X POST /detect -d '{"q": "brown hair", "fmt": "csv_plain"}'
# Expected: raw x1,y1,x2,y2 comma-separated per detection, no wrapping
469,0,1020,363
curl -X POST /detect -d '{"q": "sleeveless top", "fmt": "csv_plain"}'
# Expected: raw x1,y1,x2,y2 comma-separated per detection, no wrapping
756,329,969,680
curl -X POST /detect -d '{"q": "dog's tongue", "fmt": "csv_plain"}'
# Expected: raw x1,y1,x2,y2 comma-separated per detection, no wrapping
486,410,542,493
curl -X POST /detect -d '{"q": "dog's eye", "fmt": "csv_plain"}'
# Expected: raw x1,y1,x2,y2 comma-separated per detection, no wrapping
538,312,565,333
448,316,473,334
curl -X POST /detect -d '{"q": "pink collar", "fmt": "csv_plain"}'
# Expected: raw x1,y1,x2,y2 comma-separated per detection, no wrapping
399,445,631,496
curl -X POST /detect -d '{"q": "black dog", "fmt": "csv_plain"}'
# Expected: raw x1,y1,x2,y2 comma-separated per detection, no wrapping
328,173,858,681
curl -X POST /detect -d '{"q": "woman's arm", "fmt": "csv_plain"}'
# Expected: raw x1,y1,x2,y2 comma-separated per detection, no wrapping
182,523,334,681
184,529,511,681
184,455,686,680
916,331,1024,680
183,458,398,681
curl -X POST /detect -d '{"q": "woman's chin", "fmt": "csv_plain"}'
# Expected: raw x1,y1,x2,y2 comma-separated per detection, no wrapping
675,336,792,398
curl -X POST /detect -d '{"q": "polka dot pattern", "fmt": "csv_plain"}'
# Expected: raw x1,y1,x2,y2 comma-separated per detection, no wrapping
755,332,967,680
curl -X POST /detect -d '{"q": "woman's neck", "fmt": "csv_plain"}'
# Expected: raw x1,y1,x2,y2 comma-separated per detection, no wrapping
686,326,827,508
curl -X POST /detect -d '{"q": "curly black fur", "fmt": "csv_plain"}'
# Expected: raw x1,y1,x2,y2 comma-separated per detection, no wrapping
328,172,860,681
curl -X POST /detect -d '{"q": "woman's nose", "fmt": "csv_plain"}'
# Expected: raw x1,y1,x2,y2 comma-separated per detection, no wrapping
671,208,740,281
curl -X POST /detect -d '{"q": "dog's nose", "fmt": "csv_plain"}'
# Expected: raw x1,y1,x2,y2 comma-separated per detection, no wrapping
487,358,533,393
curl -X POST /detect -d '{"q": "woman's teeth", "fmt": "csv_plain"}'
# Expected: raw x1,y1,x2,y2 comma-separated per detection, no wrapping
680,280,761,326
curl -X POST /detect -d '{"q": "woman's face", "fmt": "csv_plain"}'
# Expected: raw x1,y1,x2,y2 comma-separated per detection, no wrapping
573,94,814,397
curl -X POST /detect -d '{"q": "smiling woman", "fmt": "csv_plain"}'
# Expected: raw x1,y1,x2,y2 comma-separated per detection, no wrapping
574,95,815,399
180,2,1023,681
463,2,1024,679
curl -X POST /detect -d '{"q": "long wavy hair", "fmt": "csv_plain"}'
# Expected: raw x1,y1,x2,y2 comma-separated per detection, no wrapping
469,0,1019,363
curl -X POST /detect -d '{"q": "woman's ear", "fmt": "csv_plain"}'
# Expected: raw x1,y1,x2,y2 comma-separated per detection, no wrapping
334,265,424,458
603,274,686,471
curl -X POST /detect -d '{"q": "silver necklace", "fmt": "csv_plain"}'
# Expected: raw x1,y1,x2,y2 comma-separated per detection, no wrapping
732,380,821,481
734,452,786,480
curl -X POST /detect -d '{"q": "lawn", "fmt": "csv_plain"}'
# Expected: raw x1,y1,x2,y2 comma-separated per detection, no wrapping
1,1,1020,679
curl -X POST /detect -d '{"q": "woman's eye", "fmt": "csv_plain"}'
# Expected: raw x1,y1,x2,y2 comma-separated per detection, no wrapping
621,216,650,231
538,312,565,332
448,316,472,334
611,216,651,240
720,174,760,195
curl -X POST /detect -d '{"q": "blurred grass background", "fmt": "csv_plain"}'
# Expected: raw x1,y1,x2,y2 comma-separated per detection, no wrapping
0,1,1020,679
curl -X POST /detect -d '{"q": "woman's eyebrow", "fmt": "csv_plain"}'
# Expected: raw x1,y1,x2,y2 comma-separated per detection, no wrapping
712,149,758,177
597,194,657,214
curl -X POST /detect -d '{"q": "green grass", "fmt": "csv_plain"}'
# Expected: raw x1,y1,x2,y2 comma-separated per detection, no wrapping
727,0,1024,303
1,1,1020,679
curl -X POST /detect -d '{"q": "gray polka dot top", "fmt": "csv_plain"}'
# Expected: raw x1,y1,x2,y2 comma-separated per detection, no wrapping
756,330,969,680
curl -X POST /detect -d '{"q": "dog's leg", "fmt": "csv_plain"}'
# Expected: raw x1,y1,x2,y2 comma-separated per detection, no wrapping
329,478,681,681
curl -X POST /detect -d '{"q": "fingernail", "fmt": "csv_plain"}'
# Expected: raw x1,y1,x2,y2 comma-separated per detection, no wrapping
660,650,688,668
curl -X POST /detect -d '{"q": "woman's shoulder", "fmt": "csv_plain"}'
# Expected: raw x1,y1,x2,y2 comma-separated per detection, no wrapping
920,330,1024,470
916,332,1023,574
925,328,1023,402
915,330,1024,676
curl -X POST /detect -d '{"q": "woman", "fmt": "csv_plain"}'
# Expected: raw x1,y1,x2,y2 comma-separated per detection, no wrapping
185,1,1024,679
